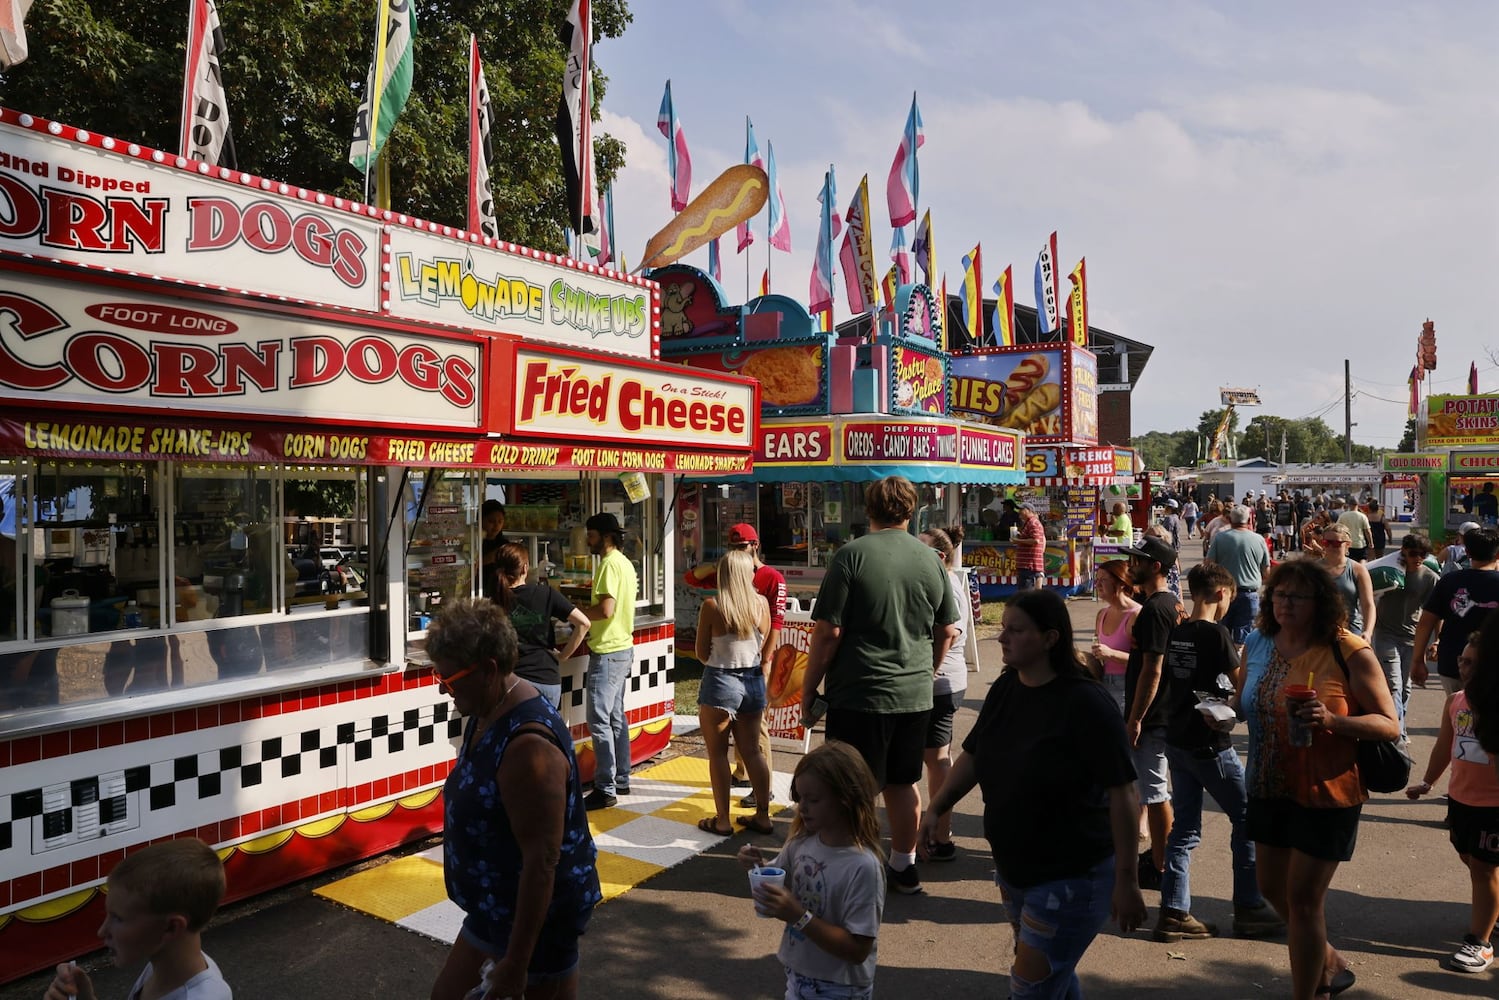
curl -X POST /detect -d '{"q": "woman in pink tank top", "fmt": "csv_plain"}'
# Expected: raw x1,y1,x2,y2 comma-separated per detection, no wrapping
1089,560,1139,712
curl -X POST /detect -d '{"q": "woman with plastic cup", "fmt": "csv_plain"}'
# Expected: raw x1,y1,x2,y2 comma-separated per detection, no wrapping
1088,559,1139,712
1235,560,1398,999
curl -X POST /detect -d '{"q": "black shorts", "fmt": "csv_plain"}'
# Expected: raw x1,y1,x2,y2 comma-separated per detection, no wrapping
1448,798,1499,866
826,707,929,788
1348,547,1368,562
925,691,961,749
1246,796,1361,862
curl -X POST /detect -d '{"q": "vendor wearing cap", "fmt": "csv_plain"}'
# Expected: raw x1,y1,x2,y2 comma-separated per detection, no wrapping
726,523,787,805
581,512,638,810
1014,501,1047,591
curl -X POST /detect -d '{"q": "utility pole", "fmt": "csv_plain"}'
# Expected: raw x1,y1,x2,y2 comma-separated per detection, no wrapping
1344,359,1353,463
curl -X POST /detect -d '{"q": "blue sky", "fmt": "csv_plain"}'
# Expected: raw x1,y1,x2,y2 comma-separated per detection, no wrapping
593,0,1498,447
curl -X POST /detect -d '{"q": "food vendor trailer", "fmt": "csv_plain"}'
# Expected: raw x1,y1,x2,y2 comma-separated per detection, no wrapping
652,267,1024,745
0,109,756,982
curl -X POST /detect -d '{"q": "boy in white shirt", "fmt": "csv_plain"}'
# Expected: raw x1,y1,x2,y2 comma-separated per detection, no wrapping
45,839,232,1000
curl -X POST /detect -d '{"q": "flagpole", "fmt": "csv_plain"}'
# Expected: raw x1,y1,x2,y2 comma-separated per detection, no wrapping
360,0,390,205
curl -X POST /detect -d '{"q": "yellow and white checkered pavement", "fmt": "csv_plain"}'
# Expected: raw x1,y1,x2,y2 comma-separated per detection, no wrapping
315,756,794,943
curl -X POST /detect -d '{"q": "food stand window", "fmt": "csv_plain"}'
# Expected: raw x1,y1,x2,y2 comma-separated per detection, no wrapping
756,482,867,569
0,461,17,643
597,474,665,615
500,474,587,597
0,461,378,721
405,469,481,635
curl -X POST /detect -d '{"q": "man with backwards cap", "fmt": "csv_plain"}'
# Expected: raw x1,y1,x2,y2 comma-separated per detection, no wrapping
581,512,638,810
1119,534,1184,891
725,523,786,806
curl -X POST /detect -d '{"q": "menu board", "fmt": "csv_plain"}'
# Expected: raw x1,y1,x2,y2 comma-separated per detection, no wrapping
1064,486,1099,539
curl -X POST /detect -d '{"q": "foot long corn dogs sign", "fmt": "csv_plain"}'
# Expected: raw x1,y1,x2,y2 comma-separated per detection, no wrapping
0,109,655,359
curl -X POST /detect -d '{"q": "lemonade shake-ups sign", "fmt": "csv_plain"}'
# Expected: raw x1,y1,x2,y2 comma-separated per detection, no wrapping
386,228,654,360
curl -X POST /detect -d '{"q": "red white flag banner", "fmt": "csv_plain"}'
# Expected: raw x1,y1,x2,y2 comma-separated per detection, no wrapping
468,34,498,239
180,0,234,166
0,0,33,70
555,0,597,234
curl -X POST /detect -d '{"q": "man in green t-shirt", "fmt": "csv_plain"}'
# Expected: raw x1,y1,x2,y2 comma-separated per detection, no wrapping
582,512,638,810
802,476,959,895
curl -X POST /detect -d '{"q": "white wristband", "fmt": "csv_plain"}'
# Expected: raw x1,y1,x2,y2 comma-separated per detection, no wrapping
792,910,813,931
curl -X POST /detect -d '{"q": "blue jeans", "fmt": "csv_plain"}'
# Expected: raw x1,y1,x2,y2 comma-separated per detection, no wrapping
1222,590,1260,645
1369,634,1410,739
1160,745,1263,914
586,649,634,794
532,682,562,710
996,855,1114,999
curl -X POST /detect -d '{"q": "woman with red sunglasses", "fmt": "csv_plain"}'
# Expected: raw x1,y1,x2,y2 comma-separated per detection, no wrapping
427,598,601,1000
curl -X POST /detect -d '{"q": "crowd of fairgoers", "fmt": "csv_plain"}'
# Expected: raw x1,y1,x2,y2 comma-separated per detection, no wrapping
41,479,1499,1000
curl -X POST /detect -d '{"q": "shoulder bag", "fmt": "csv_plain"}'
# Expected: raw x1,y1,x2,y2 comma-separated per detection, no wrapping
1330,641,1412,793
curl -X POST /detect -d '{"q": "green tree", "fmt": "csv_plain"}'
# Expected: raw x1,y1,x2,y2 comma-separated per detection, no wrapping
1131,430,1197,472
1397,418,1417,452
0,0,632,253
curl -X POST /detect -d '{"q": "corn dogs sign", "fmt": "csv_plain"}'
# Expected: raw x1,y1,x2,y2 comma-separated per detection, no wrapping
0,268,482,428
0,110,657,360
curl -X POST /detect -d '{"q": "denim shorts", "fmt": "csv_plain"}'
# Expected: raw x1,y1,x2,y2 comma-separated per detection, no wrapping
698,666,766,719
460,912,580,983
996,855,1115,999
784,967,873,999
1131,727,1170,805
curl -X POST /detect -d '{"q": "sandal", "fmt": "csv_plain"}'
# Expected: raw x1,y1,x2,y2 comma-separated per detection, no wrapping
736,815,775,835
697,817,733,836
1314,968,1355,997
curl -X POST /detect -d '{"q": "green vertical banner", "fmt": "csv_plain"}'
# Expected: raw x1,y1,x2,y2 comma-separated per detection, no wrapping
349,0,418,173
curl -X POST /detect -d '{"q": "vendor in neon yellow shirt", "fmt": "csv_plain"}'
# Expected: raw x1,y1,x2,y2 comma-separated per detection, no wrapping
1107,502,1133,540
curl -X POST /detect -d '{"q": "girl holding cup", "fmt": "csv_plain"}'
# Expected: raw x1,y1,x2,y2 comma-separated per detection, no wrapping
738,742,885,1000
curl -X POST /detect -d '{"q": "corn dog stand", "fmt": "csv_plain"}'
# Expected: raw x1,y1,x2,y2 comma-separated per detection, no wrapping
947,344,1128,597
0,110,760,982
654,268,1025,747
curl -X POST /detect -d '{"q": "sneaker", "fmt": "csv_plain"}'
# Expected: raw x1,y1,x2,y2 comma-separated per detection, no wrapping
1152,909,1219,942
1137,850,1162,891
885,862,923,895
927,841,958,863
583,789,617,811
1450,934,1494,973
739,792,757,808
616,784,631,796
1232,903,1286,938
730,776,751,789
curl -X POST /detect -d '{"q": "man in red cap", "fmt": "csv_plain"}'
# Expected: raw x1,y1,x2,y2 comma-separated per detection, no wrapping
726,523,787,805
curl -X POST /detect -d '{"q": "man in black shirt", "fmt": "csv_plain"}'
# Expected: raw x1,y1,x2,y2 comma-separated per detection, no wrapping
1155,562,1284,942
1119,535,1182,890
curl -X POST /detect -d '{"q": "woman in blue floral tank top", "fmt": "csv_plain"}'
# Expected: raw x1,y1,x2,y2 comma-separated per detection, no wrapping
427,598,602,1000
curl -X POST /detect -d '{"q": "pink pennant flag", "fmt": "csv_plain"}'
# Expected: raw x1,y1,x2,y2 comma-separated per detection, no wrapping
885,93,924,228
656,80,693,213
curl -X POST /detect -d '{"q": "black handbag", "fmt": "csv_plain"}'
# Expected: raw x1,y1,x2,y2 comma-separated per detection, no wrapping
1331,641,1412,793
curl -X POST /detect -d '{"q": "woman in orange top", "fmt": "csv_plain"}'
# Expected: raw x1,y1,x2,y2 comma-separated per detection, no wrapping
1235,560,1398,999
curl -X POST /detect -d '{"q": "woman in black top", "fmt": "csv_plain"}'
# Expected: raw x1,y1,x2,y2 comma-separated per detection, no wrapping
494,543,589,710
919,589,1146,996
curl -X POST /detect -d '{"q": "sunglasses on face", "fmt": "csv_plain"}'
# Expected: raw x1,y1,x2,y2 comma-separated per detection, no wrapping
1271,592,1314,605
435,664,477,694
1321,539,1347,547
